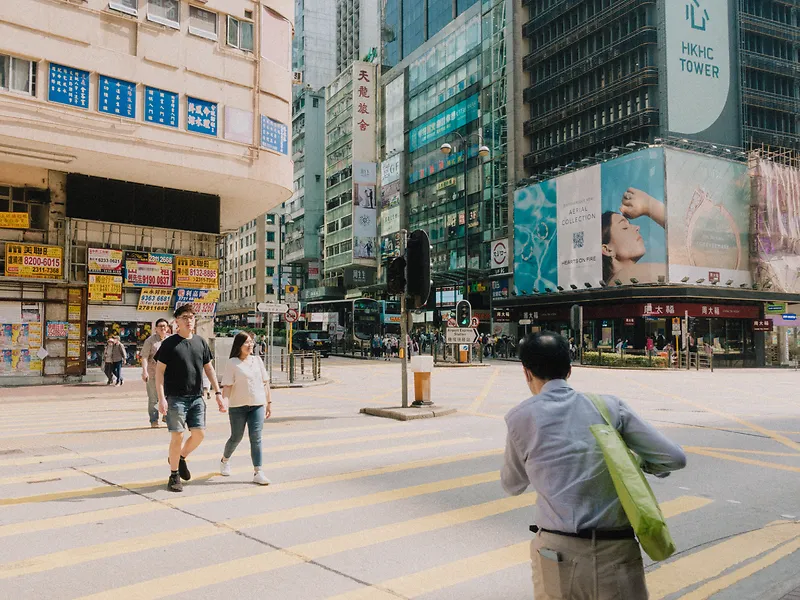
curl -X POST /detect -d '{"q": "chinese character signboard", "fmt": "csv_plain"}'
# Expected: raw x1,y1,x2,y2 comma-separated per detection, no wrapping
88,248,123,273
0,212,29,229
187,97,218,136
46,321,68,339
752,319,773,332
174,288,219,319
88,274,123,302
145,86,179,128
491,239,510,273
137,288,174,312
98,75,136,119
48,64,89,109
124,252,174,288
175,256,219,289
351,61,377,162
343,267,376,288
491,278,509,301
260,116,289,154
5,244,63,279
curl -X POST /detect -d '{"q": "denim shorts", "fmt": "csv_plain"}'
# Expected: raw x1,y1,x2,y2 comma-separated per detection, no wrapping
166,395,206,432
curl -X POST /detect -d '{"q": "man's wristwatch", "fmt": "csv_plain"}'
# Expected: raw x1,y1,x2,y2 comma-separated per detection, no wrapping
215,391,222,396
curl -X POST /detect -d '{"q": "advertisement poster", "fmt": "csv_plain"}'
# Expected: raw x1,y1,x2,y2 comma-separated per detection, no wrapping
750,157,800,293
174,288,219,319
665,149,751,286
353,172,378,259
28,322,42,349
137,288,174,312
88,248,124,273
88,274,123,302
5,243,63,279
46,321,68,339
67,340,81,359
11,324,28,347
0,212,30,229
175,256,219,289
1,349,11,373
514,148,667,294
124,252,174,288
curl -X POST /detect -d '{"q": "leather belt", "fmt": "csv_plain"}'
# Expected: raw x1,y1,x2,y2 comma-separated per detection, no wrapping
529,525,635,541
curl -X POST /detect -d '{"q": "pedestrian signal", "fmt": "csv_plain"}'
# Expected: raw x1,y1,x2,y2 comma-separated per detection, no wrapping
456,300,472,328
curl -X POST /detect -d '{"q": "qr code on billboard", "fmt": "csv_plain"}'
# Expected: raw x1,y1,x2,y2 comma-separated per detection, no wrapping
573,231,584,249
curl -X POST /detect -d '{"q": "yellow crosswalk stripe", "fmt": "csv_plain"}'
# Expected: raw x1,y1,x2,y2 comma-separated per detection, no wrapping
0,448,503,539
75,494,538,600
0,423,399,467
684,446,800,458
0,471,502,579
0,437,477,506
686,448,800,474
646,520,800,599
323,495,714,600
0,429,440,485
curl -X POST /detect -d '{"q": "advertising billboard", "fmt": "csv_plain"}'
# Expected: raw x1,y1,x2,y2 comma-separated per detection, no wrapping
664,0,740,146
665,149,751,286
513,148,666,294
5,244,63,279
124,252,174,288
751,158,800,293
351,62,377,163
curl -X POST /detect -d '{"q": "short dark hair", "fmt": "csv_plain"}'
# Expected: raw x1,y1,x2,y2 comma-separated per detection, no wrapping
174,304,195,319
518,331,571,381
155,318,169,327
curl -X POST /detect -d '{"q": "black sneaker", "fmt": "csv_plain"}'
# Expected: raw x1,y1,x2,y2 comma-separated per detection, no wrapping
168,473,183,492
178,456,191,481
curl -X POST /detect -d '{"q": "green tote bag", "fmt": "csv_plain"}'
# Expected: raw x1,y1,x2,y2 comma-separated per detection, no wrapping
586,393,676,561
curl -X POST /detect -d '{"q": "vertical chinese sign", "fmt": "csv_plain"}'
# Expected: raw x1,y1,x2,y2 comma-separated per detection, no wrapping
351,61,378,262
66,287,86,376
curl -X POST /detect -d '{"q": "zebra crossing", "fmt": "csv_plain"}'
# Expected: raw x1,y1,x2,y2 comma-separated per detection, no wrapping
0,385,798,599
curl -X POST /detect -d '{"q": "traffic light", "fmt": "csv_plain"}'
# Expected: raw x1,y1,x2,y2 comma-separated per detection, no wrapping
456,300,472,328
387,257,406,295
406,229,432,309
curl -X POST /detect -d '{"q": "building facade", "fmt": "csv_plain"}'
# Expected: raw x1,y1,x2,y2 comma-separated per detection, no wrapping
516,0,799,176
335,0,381,74
0,0,293,383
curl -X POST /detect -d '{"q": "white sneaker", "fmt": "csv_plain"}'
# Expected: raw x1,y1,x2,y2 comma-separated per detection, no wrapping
253,470,271,485
219,459,231,476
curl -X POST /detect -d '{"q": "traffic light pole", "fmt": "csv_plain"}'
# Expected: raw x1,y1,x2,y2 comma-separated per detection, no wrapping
399,230,409,408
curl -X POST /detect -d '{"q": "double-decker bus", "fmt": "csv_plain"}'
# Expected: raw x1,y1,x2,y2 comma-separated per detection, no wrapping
303,299,381,344
380,300,402,335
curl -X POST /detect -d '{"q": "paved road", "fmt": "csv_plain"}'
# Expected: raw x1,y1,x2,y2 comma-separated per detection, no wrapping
0,358,798,599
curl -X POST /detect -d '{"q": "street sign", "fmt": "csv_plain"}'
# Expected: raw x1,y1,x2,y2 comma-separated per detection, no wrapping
766,303,786,314
446,328,479,344
285,285,299,304
285,308,299,323
257,302,288,314
470,316,480,328
783,313,797,321
672,318,681,335
447,318,457,327
519,319,532,325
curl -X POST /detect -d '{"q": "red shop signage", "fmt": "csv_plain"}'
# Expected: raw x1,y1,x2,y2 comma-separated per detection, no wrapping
642,302,759,319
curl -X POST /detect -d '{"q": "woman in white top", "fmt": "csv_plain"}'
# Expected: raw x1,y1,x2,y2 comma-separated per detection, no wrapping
219,331,272,485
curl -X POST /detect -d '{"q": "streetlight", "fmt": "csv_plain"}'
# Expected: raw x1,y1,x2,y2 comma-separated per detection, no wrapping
277,212,294,302
440,134,490,300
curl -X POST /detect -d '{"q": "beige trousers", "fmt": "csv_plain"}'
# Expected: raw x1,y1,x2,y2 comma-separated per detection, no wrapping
531,531,649,600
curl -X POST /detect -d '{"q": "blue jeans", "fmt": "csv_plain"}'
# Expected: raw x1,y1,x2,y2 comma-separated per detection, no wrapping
112,361,123,383
223,405,265,468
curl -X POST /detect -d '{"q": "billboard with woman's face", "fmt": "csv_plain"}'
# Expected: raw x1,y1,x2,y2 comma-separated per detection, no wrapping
513,148,667,294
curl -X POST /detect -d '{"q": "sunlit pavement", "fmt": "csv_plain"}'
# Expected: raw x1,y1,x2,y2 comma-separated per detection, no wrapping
0,358,798,599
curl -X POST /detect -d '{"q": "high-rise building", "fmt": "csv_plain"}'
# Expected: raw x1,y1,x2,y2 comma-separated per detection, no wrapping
335,0,381,74
515,0,799,176
0,0,293,383
294,0,337,91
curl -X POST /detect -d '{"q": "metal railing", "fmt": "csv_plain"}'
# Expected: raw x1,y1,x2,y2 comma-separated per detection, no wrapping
264,351,322,384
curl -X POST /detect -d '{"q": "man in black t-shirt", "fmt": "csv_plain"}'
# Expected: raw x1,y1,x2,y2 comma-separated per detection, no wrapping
155,305,224,492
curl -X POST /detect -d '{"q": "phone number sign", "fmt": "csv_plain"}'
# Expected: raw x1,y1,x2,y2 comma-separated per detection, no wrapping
5,244,63,279
124,252,174,288
175,256,219,289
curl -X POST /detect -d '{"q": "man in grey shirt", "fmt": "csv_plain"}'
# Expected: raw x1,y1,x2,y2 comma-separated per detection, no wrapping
502,331,686,599
141,319,170,428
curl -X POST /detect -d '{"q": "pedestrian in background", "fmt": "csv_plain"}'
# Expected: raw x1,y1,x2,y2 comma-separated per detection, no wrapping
141,318,170,427
219,331,272,485
103,337,115,385
501,331,686,599
155,305,224,493
109,335,127,386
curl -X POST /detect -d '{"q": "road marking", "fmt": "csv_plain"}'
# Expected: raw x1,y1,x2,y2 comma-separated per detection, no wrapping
323,495,712,600
647,520,800,599
467,368,501,413
0,438,477,506
75,494,539,600
686,448,800,474
629,379,800,454
781,515,797,519
0,430,440,486
460,410,505,420
684,446,800,458
0,424,401,467
726,500,742,504
0,448,504,538
0,471,503,579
